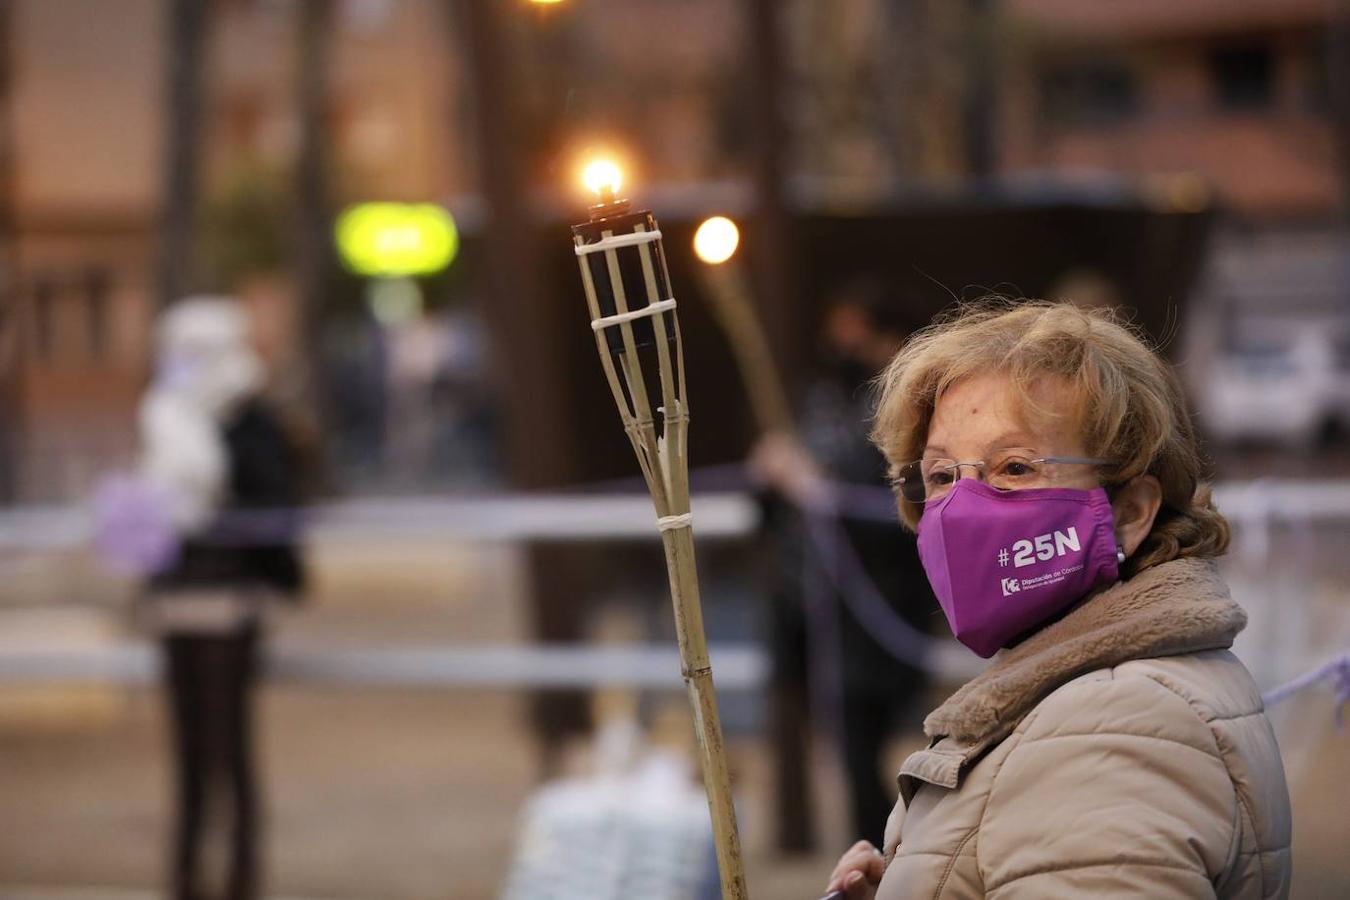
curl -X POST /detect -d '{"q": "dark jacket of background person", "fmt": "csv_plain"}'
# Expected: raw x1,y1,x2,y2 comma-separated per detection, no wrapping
149,397,305,596
763,374,938,851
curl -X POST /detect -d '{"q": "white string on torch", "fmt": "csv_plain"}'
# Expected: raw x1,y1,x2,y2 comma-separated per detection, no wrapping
657,513,694,532
573,229,664,256
589,298,677,332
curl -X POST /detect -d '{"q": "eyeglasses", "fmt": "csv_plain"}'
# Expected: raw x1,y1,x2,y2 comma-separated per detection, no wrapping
892,451,1115,505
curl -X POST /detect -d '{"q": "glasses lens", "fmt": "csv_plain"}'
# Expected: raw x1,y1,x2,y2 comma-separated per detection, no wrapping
986,453,1044,491
894,460,927,504
922,459,959,502
894,459,961,503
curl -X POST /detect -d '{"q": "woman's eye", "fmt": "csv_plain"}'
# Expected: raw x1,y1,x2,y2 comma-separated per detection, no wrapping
1001,460,1035,477
928,470,954,486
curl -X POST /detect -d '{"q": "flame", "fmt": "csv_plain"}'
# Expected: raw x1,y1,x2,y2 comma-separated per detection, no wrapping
581,159,624,198
693,216,740,265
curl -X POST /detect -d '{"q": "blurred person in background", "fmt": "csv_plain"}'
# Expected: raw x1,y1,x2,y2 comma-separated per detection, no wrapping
751,281,938,852
137,297,306,900
825,301,1290,899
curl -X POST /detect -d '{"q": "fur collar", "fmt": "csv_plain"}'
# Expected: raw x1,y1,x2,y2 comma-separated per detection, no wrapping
923,558,1247,745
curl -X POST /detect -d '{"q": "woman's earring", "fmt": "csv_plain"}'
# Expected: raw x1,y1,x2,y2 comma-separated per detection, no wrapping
1116,544,1127,565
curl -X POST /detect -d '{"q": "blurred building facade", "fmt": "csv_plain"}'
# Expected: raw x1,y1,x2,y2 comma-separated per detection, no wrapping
6,0,471,500
4,0,1347,501
1003,0,1343,218
3,0,748,501
1001,0,1350,447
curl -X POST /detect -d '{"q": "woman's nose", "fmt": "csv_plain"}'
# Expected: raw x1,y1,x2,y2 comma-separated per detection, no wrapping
951,461,985,482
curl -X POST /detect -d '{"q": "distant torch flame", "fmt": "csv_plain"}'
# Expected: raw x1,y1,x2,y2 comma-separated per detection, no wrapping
693,216,740,265
581,159,624,198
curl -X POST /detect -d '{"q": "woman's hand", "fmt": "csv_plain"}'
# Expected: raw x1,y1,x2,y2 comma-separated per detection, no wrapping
823,840,886,899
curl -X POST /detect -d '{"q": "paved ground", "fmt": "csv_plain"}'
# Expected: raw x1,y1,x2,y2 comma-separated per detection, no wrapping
0,503,1348,898
1,675,1347,899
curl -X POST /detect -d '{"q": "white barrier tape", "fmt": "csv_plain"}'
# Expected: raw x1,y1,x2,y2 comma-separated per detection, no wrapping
0,887,330,900
657,513,693,532
0,640,770,691
574,229,663,256
7,476,1350,552
590,298,677,332
0,493,757,549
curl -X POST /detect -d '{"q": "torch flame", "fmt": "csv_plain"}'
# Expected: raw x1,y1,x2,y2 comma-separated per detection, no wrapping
581,159,624,199
693,216,740,265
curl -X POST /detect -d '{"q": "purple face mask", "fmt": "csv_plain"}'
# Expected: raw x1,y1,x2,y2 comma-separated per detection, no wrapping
916,478,1121,658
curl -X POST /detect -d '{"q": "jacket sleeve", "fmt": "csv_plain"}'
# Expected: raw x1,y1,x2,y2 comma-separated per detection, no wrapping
978,674,1238,900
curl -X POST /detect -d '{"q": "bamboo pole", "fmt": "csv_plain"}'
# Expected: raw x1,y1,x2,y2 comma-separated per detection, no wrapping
573,207,749,900
696,261,793,436
660,521,746,900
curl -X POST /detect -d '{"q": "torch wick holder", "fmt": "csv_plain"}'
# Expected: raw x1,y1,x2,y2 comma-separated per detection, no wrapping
587,192,632,222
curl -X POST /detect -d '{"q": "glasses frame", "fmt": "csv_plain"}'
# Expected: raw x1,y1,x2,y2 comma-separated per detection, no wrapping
894,454,1117,505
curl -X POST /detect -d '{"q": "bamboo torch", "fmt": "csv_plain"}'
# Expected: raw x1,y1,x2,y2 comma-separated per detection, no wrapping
571,161,749,900
691,215,794,437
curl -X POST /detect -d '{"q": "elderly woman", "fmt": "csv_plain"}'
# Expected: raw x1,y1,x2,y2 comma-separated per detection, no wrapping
824,302,1291,899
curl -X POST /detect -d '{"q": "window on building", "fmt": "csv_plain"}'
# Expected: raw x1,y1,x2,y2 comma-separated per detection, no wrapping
27,270,114,364
1210,44,1274,111
1039,62,1138,127
222,92,265,151
84,269,110,361
31,277,57,362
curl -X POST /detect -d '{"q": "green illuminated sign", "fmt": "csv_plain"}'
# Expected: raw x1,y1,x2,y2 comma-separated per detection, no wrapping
335,203,459,277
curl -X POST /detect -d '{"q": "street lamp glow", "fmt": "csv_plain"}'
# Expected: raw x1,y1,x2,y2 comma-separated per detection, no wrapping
581,159,624,199
693,216,740,265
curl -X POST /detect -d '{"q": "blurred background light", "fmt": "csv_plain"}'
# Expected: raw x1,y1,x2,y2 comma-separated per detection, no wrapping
693,216,740,265
335,202,459,278
367,277,424,327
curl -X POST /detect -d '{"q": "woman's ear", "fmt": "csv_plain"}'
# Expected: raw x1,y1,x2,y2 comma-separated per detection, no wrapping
1112,475,1163,558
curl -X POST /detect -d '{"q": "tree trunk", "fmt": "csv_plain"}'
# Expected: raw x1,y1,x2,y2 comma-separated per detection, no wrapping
965,0,997,180
451,0,592,777
745,0,800,397
451,0,576,489
158,0,209,309
293,0,335,453
0,0,18,501
1330,0,1350,217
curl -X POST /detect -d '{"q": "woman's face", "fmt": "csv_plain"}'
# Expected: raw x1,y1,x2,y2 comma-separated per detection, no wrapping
924,372,1163,559
924,373,1098,492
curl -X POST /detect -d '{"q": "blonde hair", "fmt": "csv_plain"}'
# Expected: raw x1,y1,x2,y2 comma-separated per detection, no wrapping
870,299,1229,577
